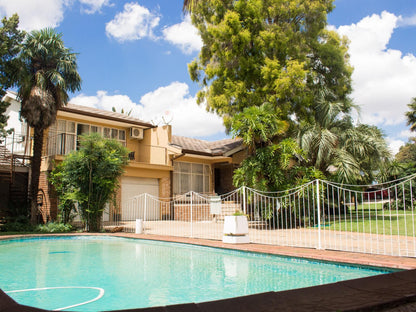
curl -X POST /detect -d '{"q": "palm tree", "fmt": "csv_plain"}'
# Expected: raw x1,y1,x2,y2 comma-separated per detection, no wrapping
17,28,81,223
406,98,416,132
298,98,390,184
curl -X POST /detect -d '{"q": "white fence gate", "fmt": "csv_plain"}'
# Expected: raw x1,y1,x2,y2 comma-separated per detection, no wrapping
103,174,416,257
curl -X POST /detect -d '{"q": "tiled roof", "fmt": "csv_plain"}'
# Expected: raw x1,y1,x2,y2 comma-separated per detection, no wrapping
171,136,244,156
209,138,245,155
59,104,154,128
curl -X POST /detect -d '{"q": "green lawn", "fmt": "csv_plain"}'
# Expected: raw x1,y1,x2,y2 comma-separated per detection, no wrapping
323,202,416,236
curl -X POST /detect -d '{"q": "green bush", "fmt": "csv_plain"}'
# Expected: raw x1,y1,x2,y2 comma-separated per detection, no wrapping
49,134,129,232
36,222,73,233
0,216,35,232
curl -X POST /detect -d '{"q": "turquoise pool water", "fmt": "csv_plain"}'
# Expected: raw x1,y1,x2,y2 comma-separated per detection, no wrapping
0,236,396,311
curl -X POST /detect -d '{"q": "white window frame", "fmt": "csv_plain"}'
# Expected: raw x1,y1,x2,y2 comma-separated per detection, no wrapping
173,161,211,195
49,119,127,155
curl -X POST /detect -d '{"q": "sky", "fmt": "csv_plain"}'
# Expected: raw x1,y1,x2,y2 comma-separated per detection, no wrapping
1,0,416,155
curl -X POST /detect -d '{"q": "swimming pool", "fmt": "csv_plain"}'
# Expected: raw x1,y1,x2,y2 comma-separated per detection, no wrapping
0,236,396,311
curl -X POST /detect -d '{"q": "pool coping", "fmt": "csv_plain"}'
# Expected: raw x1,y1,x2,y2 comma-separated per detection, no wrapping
1,233,416,312
1,232,415,269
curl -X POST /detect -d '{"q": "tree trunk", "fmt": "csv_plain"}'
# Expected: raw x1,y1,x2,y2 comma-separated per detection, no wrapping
29,127,44,224
88,213,102,232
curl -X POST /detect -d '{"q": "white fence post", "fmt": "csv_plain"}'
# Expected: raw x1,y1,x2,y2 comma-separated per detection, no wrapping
190,191,193,238
143,193,147,234
242,186,246,215
115,174,416,257
316,179,322,250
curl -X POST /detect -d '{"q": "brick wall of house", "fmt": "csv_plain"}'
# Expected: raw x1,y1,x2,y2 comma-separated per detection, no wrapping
111,185,122,221
159,176,171,218
160,176,170,198
173,202,241,222
38,171,58,222
174,203,211,222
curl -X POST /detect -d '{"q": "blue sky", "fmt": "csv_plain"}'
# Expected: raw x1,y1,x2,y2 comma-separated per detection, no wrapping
1,0,416,154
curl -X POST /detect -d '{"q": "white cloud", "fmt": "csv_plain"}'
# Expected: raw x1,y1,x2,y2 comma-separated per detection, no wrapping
387,137,405,156
105,2,160,42
399,129,414,139
398,13,416,27
79,0,111,14
71,90,139,114
139,82,224,137
0,0,68,31
70,82,225,138
162,15,202,54
334,11,416,127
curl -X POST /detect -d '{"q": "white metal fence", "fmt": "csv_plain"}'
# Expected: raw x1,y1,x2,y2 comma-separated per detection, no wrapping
102,174,416,257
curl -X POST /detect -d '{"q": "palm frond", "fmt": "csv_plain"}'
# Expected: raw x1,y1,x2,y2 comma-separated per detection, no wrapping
17,28,82,128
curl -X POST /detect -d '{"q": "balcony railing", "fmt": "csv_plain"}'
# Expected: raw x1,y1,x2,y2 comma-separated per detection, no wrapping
0,132,30,158
0,133,31,179
46,133,169,166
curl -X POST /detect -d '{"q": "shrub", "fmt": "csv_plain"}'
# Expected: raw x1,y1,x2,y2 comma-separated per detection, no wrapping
49,134,129,232
36,222,73,233
0,215,35,232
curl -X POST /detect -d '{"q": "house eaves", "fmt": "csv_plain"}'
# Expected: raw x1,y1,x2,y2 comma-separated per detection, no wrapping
59,104,155,129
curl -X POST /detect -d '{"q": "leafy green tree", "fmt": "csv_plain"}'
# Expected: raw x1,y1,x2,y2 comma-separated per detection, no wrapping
183,0,197,12
231,103,288,151
406,98,416,132
16,28,81,223
377,159,405,182
50,134,129,232
188,0,352,130
231,103,322,190
395,138,416,163
186,0,361,187
0,14,25,135
48,164,77,224
381,139,416,182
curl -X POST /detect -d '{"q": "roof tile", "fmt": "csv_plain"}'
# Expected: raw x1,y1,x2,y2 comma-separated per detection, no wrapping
171,136,243,156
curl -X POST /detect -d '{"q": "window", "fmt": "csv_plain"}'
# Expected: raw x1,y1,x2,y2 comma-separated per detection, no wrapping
76,123,90,148
173,161,210,194
103,127,111,138
50,120,76,155
77,123,90,136
91,126,101,133
48,120,126,155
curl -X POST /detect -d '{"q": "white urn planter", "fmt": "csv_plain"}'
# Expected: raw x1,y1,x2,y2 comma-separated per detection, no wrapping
223,215,249,244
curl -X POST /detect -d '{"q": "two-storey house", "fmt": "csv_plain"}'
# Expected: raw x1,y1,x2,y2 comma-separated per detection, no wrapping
1,91,246,223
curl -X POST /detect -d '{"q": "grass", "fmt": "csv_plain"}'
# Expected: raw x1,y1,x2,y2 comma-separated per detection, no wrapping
323,202,416,236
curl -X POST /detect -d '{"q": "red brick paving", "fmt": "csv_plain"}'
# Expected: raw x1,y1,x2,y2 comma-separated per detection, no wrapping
112,233,416,270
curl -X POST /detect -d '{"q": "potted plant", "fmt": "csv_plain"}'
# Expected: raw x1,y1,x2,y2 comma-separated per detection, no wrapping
223,210,249,244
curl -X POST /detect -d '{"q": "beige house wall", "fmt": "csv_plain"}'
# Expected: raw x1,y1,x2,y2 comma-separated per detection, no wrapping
37,112,174,221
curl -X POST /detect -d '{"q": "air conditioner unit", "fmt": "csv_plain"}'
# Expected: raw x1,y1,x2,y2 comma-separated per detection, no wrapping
130,127,144,140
